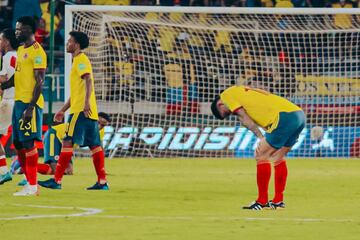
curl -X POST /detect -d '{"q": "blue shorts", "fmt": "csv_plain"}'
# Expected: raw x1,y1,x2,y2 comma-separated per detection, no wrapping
65,112,101,147
43,128,62,164
265,111,306,149
12,101,43,142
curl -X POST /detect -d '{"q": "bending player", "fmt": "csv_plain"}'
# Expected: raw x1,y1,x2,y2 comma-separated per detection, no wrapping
0,29,18,185
210,85,305,210
39,31,109,190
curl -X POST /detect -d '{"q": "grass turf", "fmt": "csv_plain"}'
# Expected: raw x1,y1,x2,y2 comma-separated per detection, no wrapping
0,158,359,240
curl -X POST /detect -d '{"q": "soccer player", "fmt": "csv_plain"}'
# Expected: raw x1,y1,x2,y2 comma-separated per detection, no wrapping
39,31,109,190
38,112,111,175
210,85,305,210
4,16,46,196
0,29,18,185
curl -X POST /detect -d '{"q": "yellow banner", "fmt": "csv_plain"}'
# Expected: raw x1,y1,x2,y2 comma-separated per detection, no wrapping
295,75,360,96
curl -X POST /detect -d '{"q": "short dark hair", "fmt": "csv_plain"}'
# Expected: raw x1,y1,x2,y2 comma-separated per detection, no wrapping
69,31,89,49
98,112,111,122
1,28,19,50
210,95,225,120
17,16,37,33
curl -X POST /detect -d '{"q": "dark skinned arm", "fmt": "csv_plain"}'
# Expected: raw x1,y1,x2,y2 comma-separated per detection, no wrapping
234,108,264,139
22,69,45,123
83,74,92,118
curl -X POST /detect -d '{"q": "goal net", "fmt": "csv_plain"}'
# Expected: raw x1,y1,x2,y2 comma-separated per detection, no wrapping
65,6,360,158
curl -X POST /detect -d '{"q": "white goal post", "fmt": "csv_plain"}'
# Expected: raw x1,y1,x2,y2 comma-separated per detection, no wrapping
65,6,360,158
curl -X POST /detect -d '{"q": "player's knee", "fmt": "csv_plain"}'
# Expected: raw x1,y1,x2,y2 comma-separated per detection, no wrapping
22,140,35,150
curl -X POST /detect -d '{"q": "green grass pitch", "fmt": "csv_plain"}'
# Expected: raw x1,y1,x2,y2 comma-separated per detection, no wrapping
0,158,360,240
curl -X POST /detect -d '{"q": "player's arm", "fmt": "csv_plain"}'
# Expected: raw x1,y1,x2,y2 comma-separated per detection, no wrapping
234,108,264,139
0,74,14,89
22,69,45,123
82,73,92,118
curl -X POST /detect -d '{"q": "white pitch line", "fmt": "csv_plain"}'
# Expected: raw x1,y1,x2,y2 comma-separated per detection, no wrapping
0,204,103,221
93,215,354,223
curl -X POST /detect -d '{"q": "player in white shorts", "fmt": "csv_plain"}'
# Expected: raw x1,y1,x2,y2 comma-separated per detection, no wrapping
0,29,18,184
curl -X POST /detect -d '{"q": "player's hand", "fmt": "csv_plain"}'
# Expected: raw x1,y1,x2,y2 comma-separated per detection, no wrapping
22,106,34,124
83,101,92,118
54,111,64,122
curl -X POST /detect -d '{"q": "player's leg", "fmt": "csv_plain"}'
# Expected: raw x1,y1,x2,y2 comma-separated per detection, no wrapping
267,111,306,209
243,138,278,210
13,103,43,196
267,147,291,209
0,99,14,184
0,142,12,184
39,113,81,189
85,118,108,190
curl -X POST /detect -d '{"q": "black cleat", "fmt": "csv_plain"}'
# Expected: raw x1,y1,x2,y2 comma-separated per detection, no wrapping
266,200,285,209
242,201,266,210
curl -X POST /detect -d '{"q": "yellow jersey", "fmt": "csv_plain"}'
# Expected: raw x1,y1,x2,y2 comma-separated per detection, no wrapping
221,86,301,132
15,42,46,108
51,123,105,141
70,52,98,120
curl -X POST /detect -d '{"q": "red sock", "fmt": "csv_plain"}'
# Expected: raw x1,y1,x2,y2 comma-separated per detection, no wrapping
17,149,27,175
256,161,272,205
38,163,53,175
25,147,39,185
0,156,6,167
54,147,73,184
273,160,288,203
91,146,106,184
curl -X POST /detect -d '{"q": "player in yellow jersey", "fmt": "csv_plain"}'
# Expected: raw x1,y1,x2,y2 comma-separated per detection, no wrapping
15,112,111,186
39,31,109,190
211,85,306,210
2,17,47,196
39,112,110,175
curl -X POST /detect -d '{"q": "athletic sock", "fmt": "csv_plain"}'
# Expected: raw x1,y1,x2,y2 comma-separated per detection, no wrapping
16,149,27,175
91,146,107,184
25,147,39,186
273,160,288,203
37,163,53,175
54,147,73,184
256,161,272,205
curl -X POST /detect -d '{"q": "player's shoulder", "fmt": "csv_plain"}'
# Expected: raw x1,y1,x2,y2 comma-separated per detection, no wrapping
79,52,91,62
31,42,46,54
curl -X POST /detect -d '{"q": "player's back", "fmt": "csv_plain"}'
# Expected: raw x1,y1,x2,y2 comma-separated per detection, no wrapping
221,86,302,130
69,52,98,120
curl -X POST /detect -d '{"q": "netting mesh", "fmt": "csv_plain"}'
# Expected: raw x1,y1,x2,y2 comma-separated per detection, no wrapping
68,8,360,158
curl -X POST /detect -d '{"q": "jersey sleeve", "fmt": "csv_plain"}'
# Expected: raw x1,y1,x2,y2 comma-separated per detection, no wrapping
220,87,243,113
33,48,47,69
77,55,92,78
0,54,16,77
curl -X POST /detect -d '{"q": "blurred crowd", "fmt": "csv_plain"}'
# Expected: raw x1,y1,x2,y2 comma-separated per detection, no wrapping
0,0,358,109
0,0,359,49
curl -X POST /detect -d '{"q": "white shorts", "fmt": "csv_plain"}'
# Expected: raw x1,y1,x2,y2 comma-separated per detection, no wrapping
0,99,14,135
